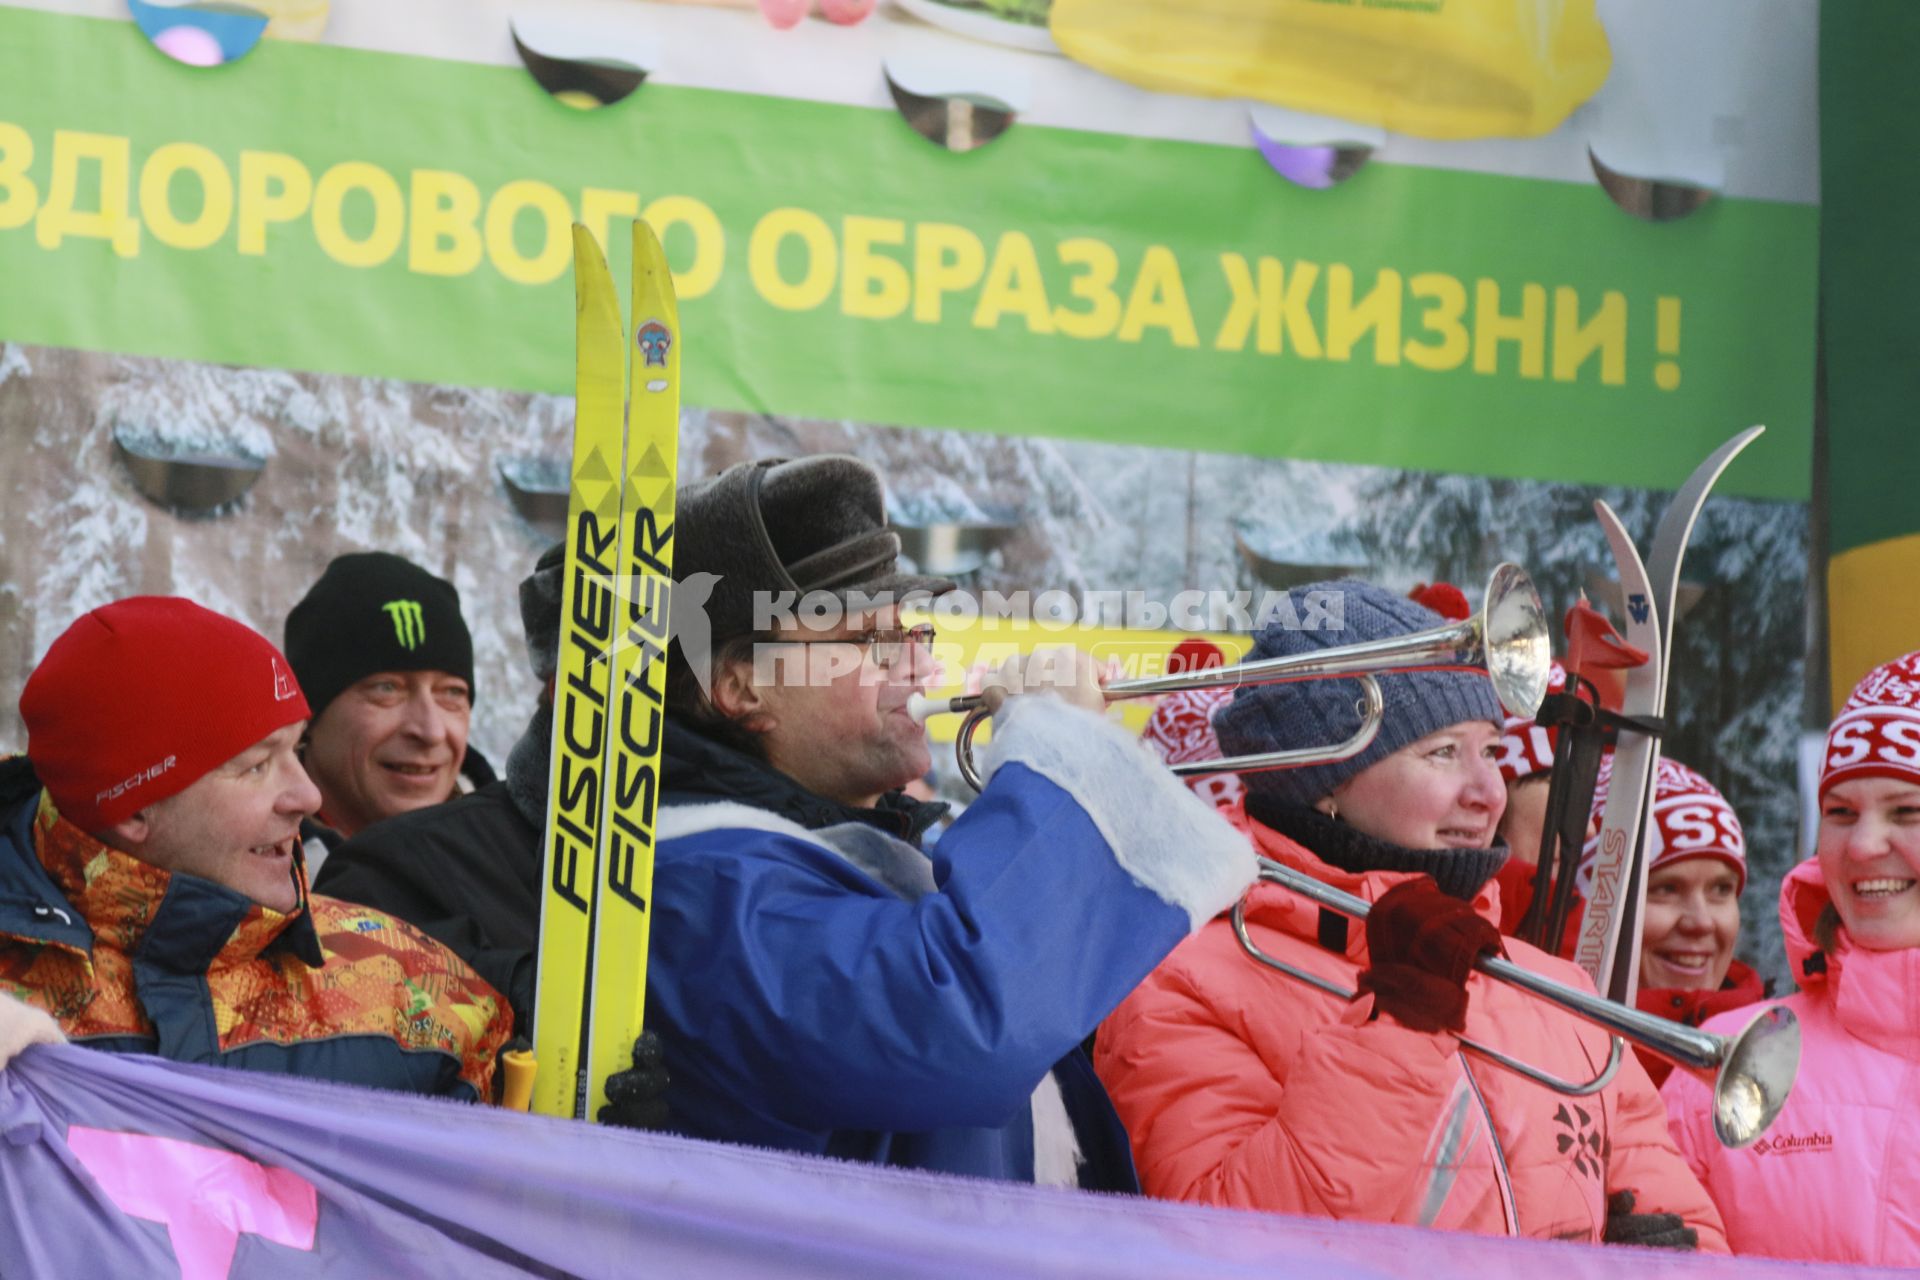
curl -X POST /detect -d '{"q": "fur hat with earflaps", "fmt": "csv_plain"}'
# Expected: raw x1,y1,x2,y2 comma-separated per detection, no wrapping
675,455,955,644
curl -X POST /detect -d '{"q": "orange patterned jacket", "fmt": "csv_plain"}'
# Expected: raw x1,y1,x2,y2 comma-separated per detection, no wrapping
0,784,510,1101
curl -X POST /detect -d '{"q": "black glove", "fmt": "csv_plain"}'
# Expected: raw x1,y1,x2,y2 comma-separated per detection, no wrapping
1603,1190,1698,1250
597,1030,672,1132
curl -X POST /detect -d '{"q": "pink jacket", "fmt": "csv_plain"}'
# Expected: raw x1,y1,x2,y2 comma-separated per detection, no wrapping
1663,858,1920,1264
1098,817,1726,1247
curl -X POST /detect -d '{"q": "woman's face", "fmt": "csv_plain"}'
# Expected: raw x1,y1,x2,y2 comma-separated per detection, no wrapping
1327,720,1507,851
1638,857,1741,991
1817,776,1920,951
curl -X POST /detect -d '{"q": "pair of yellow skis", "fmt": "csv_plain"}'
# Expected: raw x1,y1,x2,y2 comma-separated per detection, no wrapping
524,221,680,1119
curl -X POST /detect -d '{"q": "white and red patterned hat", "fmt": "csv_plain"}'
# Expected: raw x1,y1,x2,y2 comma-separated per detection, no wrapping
1577,755,1747,895
1494,661,1568,784
1140,674,1244,812
1821,650,1920,799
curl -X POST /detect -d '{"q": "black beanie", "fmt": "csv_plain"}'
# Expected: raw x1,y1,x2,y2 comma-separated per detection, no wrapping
284,552,476,720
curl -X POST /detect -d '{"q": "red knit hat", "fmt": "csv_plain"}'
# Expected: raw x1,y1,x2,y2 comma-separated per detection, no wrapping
1821,650,1920,800
1578,755,1747,895
1494,660,1567,784
21,598,311,830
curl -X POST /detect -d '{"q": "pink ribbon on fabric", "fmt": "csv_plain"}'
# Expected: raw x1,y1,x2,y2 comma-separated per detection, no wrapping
67,1126,317,1280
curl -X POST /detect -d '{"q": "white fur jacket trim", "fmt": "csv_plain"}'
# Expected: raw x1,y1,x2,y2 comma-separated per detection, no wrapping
980,699,1256,932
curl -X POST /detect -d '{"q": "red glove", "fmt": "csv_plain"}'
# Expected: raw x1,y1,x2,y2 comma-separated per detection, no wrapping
1356,879,1502,1034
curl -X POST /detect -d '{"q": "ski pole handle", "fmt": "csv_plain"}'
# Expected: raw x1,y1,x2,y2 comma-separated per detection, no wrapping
500,1048,537,1112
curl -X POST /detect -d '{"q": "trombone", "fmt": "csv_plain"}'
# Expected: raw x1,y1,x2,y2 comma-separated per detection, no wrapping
1243,858,1800,1150
911,562,1554,791
911,562,1800,1147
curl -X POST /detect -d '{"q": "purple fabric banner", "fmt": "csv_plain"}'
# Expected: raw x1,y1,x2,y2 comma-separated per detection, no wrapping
0,1044,1893,1279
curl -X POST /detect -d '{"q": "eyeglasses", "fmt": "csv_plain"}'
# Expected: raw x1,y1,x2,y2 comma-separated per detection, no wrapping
772,623,936,669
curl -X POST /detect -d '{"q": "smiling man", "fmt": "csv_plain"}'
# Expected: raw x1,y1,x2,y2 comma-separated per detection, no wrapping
284,552,492,865
0,598,509,1098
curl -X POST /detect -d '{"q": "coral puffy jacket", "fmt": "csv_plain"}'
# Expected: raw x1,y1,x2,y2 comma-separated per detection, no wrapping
1664,858,1920,1264
1097,816,1726,1246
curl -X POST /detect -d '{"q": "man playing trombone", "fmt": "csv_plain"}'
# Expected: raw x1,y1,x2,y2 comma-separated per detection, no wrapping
323,453,1258,1186
1095,580,1727,1247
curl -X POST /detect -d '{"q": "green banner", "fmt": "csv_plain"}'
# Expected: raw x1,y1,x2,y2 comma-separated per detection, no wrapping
1820,0,1920,702
0,8,1815,498
1822,0,1920,556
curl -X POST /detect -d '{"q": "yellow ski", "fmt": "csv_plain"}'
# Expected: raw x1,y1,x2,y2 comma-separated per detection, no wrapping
585,219,680,1117
530,226,628,1119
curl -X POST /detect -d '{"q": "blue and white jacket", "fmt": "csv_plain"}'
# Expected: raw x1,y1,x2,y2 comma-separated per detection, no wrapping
650,698,1254,1188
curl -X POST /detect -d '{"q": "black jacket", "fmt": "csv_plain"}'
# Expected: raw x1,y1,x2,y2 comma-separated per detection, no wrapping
314,781,540,1035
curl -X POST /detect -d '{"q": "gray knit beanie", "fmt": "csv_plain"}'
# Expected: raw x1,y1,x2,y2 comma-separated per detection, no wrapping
1213,580,1503,807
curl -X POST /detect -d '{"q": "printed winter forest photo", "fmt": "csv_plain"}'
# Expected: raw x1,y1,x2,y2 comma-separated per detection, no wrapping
0,341,1809,980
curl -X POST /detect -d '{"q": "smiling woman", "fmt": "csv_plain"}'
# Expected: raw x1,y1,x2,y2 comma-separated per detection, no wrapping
1608,758,1767,1087
1096,579,1725,1248
1660,649,1920,1265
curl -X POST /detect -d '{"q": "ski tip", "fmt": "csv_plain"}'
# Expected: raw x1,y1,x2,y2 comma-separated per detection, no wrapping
572,223,613,294
630,217,681,323
632,216,666,260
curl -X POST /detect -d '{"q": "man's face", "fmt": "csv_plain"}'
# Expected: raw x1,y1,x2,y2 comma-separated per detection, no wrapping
129,722,321,914
747,606,935,809
302,670,471,837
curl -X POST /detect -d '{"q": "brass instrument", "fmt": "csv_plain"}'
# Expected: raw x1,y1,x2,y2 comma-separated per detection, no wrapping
912,563,1552,791
909,561,1798,1148
1242,858,1799,1149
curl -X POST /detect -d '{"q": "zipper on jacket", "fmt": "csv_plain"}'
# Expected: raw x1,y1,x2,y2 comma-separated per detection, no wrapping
1459,1054,1521,1236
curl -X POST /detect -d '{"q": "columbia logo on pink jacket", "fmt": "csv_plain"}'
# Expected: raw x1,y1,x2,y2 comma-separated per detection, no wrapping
1748,1131,1834,1157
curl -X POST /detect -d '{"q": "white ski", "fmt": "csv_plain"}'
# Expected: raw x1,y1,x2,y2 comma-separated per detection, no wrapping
1603,425,1764,1002
1572,499,1662,992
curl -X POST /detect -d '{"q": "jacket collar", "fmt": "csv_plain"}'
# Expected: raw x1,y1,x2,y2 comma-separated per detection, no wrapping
7,784,323,973
1246,798,1507,901
661,715,948,844
1635,958,1769,1028
1778,855,1920,1053
1234,801,1504,965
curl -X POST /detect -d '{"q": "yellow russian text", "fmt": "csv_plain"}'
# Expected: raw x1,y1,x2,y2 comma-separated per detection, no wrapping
409,169,484,277
236,151,311,257
641,195,723,299
484,180,572,285
841,215,911,320
748,207,836,312
36,130,138,257
972,231,1054,334
913,221,986,324
312,160,404,269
